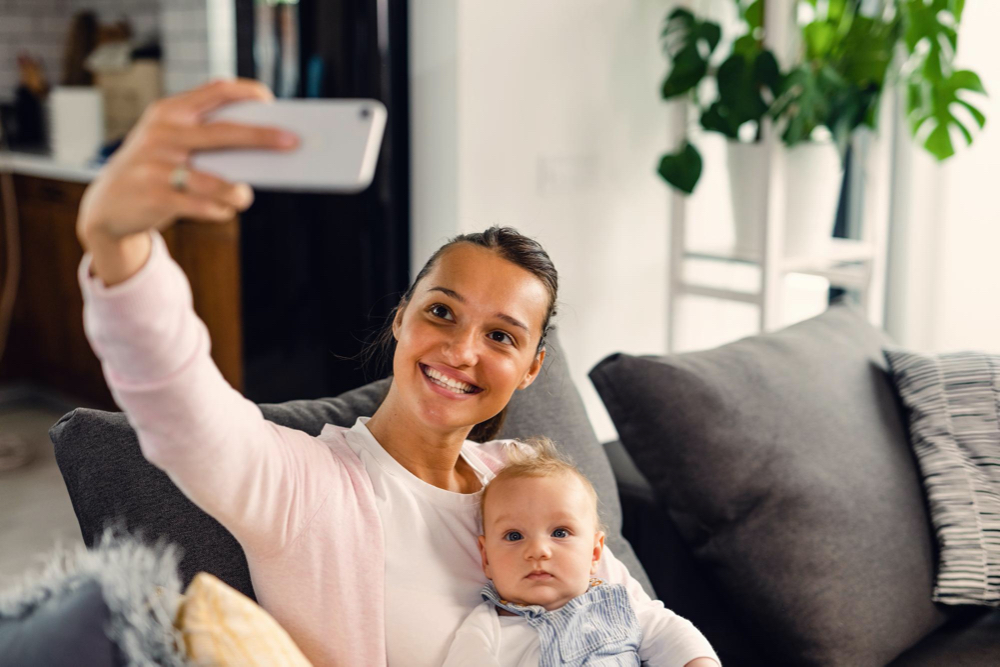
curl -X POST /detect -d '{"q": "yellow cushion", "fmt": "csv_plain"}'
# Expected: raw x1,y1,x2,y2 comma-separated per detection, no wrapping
176,572,313,667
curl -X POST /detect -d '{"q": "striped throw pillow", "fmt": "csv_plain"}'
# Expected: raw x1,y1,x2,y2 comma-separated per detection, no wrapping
884,349,1000,606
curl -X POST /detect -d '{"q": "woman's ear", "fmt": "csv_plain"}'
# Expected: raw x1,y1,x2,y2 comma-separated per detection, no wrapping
391,303,407,341
517,347,546,390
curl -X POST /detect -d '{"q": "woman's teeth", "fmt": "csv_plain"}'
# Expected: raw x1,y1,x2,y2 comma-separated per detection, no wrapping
422,366,477,394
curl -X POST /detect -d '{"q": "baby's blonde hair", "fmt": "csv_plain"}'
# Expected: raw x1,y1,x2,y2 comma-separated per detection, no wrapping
479,437,602,530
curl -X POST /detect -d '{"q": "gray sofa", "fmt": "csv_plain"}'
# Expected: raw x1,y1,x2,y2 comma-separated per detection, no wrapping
591,303,1000,666
38,307,1000,665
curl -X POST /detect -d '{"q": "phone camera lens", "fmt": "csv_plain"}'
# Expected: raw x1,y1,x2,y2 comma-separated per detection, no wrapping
360,107,371,119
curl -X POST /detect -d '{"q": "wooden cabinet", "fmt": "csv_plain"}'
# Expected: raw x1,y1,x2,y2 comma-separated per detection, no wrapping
0,173,244,410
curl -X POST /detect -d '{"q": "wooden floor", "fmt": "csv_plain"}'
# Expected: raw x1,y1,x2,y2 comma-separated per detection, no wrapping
0,386,87,589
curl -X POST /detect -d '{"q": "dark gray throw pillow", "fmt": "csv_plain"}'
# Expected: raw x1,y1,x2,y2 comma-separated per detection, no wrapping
590,303,949,666
50,332,651,601
884,348,1000,606
0,580,119,667
0,530,185,667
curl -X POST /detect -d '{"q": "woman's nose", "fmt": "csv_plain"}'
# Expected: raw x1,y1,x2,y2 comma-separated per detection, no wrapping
443,327,478,366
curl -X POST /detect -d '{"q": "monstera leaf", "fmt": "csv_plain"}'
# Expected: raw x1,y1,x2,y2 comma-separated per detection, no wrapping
660,8,721,100
910,69,987,160
900,0,986,160
770,65,832,146
701,48,780,140
657,142,702,195
836,14,898,92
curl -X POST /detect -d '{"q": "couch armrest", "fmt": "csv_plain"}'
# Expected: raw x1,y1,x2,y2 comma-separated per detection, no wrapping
603,440,693,600
603,440,766,665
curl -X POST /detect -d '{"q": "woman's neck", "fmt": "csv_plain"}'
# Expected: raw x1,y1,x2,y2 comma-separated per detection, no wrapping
365,388,482,494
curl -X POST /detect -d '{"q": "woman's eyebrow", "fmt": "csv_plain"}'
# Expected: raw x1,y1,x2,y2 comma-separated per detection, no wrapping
428,286,464,302
427,286,529,333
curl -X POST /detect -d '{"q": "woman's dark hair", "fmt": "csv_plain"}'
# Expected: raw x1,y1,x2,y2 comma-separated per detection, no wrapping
366,226,558,442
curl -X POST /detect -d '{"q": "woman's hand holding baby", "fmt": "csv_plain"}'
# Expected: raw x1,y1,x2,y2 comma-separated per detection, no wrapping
76,78,299,286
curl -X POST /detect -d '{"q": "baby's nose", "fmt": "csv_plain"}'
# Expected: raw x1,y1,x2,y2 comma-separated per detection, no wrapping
525,540,552,559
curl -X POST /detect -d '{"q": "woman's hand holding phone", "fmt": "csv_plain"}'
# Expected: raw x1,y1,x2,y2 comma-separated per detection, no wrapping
76,78,299,286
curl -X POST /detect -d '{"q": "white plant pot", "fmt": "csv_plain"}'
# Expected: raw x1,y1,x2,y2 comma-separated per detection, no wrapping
726,140,844,259
726,141,768,258
783,140,843,258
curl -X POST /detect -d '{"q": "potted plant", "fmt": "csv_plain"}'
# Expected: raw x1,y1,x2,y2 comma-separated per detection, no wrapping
658,0,987,258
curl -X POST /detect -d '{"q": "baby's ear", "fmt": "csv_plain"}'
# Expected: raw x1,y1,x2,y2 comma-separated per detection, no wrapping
478,535,492,580
590,531,606,574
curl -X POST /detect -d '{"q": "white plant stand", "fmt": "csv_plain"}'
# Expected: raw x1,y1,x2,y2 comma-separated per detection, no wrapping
664,0,895,353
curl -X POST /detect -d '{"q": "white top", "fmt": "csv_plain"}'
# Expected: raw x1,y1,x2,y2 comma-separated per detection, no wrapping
496,615,540,667
344,416,499,667
443,599,721,667
442,601,539,667
345,416,719,667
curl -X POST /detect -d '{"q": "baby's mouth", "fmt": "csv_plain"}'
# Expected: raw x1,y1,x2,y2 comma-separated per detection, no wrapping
420,364,483,395
526,571,554,580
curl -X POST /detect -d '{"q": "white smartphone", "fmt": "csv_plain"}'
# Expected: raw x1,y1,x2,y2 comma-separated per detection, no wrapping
190,98,387,193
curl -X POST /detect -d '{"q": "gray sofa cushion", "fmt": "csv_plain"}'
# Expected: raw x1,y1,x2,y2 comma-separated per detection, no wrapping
889,609,1000,666
50,333,651,601
884,349,1000,606
589,303,949,666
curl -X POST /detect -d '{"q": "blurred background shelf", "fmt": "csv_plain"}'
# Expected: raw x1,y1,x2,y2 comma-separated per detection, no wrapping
682,237,875,298
687,237,875,268
665,108,892,354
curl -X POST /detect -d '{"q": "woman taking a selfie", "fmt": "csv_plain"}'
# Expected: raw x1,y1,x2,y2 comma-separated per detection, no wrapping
76,78,718,667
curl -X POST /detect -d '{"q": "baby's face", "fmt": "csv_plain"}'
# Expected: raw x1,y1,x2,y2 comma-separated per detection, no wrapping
479,472,605,611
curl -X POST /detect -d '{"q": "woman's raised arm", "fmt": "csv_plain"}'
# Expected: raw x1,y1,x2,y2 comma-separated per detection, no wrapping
76,79,346,558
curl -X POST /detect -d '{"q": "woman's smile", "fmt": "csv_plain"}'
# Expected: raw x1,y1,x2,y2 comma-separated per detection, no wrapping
419,363,484,399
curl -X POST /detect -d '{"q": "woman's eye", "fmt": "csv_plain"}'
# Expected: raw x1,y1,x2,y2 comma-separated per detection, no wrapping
552,528,569,538
429,304,453,321
504,531,523,542
489,331,514,345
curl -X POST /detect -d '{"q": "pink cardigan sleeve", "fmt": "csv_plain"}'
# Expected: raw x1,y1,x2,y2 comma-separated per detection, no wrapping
78,230,343,557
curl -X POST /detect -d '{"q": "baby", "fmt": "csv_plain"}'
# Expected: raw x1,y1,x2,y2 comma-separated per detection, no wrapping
444,438,720,667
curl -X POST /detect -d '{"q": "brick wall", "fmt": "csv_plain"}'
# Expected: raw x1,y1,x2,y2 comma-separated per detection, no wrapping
0,0,234,103
161,0,235,96
0,0,158,101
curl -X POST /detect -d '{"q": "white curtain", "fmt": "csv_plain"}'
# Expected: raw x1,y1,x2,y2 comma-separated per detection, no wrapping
884,2,1000,354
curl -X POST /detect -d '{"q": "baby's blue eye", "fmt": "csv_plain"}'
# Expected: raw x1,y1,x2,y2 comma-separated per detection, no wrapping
504,531,523,542
552,528,569,538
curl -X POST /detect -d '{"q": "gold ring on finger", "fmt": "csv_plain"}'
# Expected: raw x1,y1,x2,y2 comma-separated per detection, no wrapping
169,165,190,192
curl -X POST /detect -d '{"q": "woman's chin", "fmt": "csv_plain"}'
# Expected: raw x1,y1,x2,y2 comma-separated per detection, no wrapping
414,397,500,435
418,405,475,431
